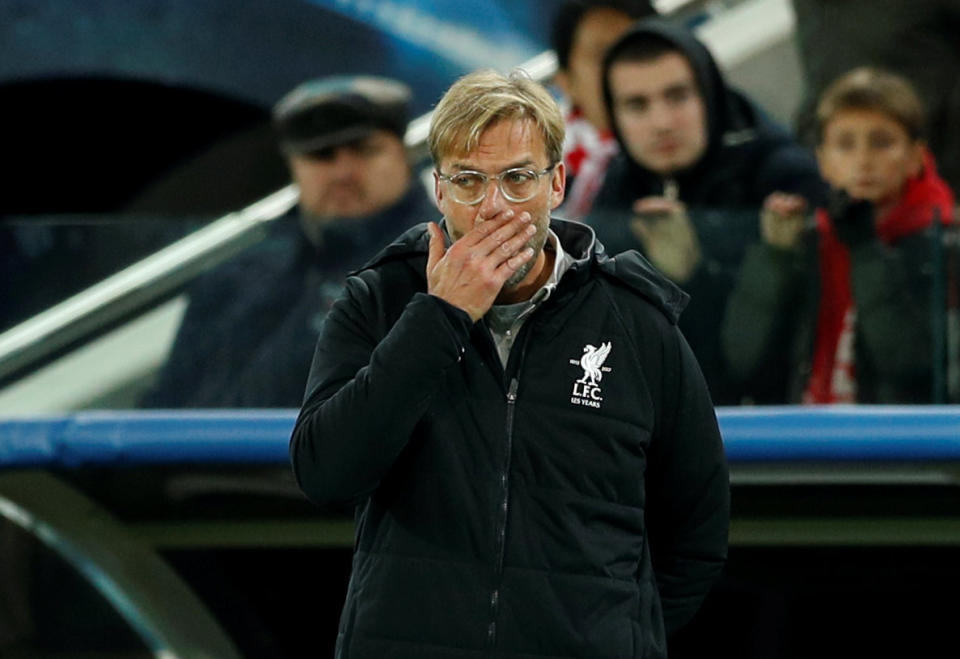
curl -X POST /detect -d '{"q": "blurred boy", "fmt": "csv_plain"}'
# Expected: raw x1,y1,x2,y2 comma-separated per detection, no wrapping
724,68,956,403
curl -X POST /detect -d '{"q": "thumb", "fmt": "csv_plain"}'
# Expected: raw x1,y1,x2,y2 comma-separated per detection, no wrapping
634,196,675,215
426,222,445,273
762,192,782,212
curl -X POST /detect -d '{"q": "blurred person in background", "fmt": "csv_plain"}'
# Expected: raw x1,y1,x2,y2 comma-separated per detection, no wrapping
142,76,434,408
551,0,657,220
723,67,956,404
290,69,728,659
588,19,826,404
792,0,960,194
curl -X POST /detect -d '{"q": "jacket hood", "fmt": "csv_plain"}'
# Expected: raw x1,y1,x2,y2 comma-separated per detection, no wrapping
601,18,777,187
358,217,688,324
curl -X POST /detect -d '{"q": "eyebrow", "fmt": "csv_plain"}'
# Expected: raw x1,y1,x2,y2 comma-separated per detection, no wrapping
664,82,694,95
447,158,537,173
618,81,695,103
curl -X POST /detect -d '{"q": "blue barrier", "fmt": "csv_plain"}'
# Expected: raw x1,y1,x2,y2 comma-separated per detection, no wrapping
2,407,960,468
0,410,295,468
719,406,960,461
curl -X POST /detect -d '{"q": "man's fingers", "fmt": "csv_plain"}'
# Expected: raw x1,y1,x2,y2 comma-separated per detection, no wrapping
460,209,516,246
449,211,532,263
495,222,536,258
479,211,527,247
497,247,535,277
483,212,533,255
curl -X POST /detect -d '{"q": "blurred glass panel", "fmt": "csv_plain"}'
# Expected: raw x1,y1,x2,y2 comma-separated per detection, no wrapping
0,215,213,333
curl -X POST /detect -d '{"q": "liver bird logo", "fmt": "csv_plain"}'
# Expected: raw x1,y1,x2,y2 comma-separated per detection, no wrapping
577,342,612,387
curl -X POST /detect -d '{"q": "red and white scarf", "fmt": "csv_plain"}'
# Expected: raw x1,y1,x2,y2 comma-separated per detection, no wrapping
561,107,619,220
804,149,955,403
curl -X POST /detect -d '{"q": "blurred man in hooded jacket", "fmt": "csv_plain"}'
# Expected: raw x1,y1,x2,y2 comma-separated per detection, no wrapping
588,19,826,404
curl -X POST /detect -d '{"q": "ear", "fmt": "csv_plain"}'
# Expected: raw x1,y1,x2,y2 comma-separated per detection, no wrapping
549,161,567,211
433,169,444,206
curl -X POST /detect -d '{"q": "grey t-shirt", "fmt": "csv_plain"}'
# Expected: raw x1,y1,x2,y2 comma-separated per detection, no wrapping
485,230,576,367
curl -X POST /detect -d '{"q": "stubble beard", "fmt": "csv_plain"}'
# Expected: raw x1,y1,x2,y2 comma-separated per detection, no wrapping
502,211,550,290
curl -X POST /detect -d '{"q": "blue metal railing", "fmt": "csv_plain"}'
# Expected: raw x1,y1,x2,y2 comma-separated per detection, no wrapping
3,407,960,468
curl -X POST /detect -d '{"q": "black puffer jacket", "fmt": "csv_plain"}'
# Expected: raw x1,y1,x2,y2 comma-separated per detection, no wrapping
587,19,826,404
290,219,729,658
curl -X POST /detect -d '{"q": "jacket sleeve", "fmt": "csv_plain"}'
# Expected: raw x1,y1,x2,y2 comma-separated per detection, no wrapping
646,326,730,636
721,241,806,387
224,285,322,407
289,273,473,507
850,235,937,391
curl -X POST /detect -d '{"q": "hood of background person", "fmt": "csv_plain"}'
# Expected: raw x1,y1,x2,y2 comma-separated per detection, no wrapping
273,76,411,155
600,18,769,187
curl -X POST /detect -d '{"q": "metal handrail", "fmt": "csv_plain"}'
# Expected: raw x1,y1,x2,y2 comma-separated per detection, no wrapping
0,186,297,383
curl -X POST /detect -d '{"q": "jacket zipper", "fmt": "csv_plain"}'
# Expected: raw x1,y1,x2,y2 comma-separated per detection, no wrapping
483,288,551,650
487,376,519,650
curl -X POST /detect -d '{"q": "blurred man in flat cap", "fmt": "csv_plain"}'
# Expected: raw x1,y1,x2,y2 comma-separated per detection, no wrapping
142,75,434,408
276,76,424,226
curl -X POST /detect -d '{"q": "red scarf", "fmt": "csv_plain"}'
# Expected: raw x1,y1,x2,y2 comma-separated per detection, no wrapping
804,149,955,403
561,107,618,220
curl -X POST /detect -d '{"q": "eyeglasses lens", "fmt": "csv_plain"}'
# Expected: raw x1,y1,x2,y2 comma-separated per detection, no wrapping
448,169,543,204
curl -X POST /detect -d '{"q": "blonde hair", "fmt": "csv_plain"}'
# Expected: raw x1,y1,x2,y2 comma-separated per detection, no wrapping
428,69,565,166
816,67,926,143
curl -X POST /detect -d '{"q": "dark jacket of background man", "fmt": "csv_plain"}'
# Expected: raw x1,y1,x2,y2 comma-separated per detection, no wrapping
141,186,432,408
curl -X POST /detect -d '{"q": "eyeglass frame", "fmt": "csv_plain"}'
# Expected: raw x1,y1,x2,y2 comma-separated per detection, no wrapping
436,164,558,205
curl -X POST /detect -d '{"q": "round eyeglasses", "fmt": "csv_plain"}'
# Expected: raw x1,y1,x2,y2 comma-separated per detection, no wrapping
437,165,556,205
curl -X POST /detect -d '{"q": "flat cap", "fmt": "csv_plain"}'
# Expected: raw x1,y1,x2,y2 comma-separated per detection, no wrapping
273,76,412,155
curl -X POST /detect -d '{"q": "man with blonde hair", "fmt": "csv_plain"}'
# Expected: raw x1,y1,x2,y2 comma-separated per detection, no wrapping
291,69,729,659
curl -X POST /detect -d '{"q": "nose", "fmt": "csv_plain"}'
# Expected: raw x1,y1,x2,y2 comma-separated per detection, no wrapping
648,100,674,131
331,147,363,177
475,176,509,221
851,143,873,171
